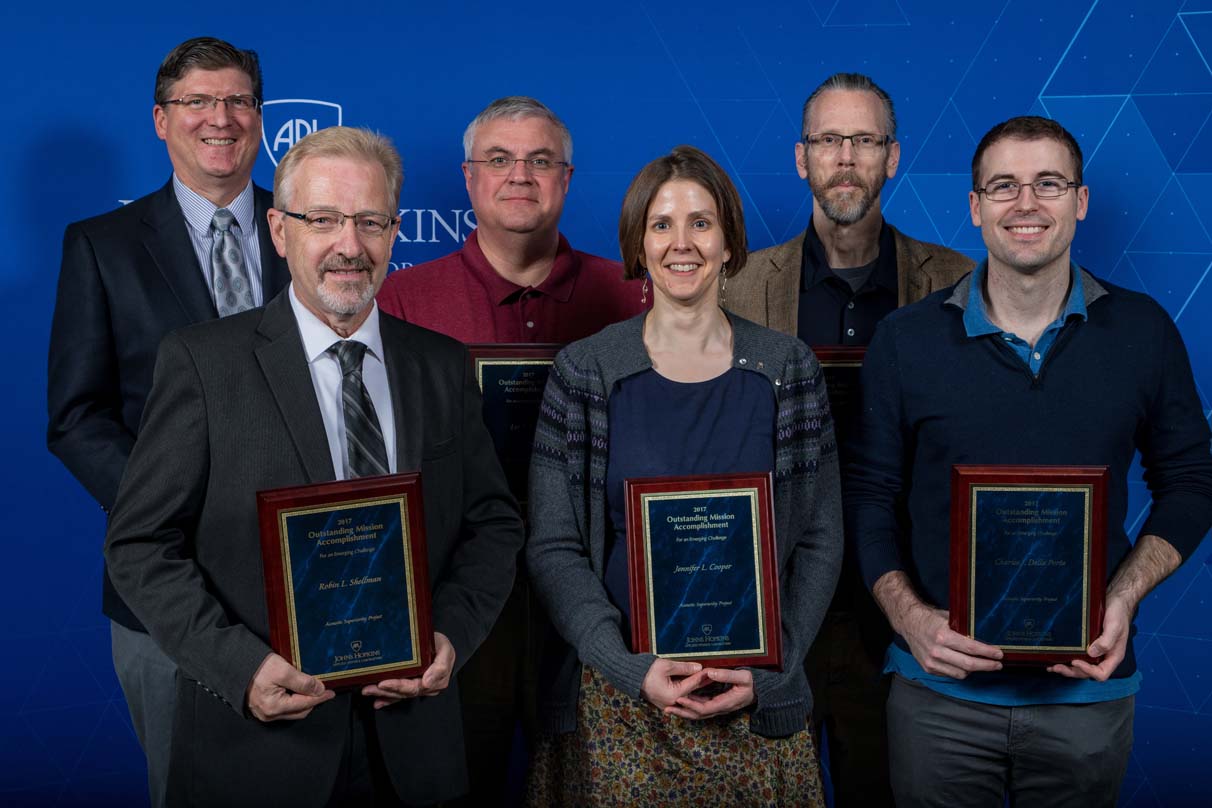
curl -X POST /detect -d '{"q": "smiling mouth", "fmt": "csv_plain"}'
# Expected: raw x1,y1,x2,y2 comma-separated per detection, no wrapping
666,263,700,273
1006,225,1047,235
202,137,237,146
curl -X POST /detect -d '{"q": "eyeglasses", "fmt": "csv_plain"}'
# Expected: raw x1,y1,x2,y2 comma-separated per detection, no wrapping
279,209,398,236
466,156,570,175
977,178,1079,202
803,132,893,154
160,94,261,113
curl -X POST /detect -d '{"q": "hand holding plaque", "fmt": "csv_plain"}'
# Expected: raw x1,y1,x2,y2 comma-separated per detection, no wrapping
257,473,435,688
625,472,781,670
950,465,1108,665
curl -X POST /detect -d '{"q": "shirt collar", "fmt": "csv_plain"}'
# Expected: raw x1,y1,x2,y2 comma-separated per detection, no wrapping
961,259,1088,338
288,283,386,365
800,215,898,293
461,228,581,305
173,174,257,236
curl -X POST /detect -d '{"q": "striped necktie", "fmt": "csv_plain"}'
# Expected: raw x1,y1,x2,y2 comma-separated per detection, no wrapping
327,340,389,478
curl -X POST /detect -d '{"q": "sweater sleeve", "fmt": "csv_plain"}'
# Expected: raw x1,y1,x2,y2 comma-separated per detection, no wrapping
845,321,912,591
526,351,656,699
1137,311,1212,559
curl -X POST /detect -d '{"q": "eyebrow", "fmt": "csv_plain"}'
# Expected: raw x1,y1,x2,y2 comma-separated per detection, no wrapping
482,145,557,158
984,170,1069,184
646,210,718,222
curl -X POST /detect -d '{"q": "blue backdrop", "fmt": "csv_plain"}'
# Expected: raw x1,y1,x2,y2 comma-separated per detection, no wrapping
5,1,1211,804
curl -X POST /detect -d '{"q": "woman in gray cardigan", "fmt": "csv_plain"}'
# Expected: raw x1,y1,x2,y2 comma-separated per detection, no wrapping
525,146,842,807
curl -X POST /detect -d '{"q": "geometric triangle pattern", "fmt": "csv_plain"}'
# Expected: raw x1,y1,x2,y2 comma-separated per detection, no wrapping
1121,252,1212,320
822,0,908,27
1044,0,1182,95
1134,93,1212,172
1134,19,1212,94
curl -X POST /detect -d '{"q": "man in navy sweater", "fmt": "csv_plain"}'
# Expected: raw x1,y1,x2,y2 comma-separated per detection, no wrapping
847,115,1212,807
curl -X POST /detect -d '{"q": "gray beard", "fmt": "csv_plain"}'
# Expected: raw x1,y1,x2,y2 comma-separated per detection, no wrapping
812,168,886,226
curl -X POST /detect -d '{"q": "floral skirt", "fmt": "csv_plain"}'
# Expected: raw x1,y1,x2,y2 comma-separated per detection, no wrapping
526,666,825,807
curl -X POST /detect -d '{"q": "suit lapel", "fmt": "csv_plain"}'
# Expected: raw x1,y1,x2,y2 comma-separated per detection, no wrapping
254,186,292,298
255,292,336,483
141,180,219,323
766,236,802,336
380,313,423,473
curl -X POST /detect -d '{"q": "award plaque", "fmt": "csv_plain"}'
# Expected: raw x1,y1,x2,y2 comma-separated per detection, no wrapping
625,472,782,670
949,465,1109,664
257,473,434,688
468,344,561,504
811,346,865,423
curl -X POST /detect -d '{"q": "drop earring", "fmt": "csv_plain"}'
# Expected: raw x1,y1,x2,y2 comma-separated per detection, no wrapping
641,275,649,306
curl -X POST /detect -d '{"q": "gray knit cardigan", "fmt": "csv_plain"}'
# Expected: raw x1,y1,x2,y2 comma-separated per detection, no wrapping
526,312,842,738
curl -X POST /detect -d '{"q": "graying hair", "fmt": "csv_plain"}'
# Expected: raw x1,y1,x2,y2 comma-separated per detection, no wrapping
801,73,897,140
462,96,573,163
274,126,403,212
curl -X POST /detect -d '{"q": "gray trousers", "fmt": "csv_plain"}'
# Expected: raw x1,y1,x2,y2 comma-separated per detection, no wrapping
887,674,1133,808
111,621,177,808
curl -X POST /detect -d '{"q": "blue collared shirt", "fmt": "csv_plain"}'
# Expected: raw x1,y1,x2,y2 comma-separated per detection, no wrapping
173,175,265,310
962,260,1087,374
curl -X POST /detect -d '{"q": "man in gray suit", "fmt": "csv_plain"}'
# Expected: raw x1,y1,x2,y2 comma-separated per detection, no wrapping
726,72,973,807
104,127,524,806
46,37,288,807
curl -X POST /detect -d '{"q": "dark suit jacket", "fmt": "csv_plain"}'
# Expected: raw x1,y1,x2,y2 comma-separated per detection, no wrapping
47,179,290,630
103,290,524,806
725,224,974,336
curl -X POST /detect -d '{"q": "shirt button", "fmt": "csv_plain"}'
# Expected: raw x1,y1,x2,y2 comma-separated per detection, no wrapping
738,357,748,365
1033,351,1041,361
526,321,535,329
846,328,855,337
847,301,855,310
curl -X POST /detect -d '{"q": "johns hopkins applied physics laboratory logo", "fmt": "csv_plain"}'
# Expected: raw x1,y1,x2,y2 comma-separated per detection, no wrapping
261,99,344,166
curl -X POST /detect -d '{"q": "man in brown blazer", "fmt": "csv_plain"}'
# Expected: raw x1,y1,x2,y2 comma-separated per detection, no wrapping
726,73,972,808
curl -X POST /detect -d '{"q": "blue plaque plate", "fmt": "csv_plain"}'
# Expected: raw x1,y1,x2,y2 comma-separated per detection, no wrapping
470,345,560,505
950,466,1108,664
626,473,781,669
258,474,434,687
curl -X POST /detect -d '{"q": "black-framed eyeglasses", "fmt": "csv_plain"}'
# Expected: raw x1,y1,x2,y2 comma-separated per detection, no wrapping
160,94,262,113
466,156,570,175
803,132,893,153
977,177,1079,202
279,209,399,236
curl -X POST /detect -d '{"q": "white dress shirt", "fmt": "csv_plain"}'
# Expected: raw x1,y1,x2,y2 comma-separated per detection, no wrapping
288,284,397,479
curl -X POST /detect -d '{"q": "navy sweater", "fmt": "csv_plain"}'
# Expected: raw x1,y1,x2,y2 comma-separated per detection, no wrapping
846,270,1212,678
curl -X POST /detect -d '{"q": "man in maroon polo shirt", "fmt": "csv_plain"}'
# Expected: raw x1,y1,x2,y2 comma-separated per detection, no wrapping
377,96,644,805
377,96,644,343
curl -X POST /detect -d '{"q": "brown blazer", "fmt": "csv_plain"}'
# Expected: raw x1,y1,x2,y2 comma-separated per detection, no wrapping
725,224,974,337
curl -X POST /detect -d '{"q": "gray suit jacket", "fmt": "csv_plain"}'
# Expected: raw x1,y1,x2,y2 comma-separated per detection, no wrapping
104,290,524,806
725,224,974,336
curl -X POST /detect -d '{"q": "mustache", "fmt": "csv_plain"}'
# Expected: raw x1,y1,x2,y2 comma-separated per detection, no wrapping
828,170,868,191
319,257,373,273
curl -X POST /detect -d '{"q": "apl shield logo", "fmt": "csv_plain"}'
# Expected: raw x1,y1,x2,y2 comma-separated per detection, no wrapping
351,640,362,653
702,624,713,636
261,99,343,166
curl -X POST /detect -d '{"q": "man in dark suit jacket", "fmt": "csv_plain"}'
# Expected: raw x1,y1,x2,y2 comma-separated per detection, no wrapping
104,126,523,806
46,37,288,807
